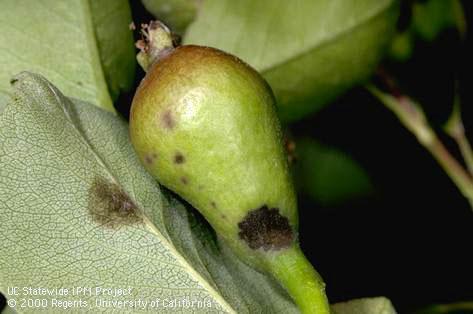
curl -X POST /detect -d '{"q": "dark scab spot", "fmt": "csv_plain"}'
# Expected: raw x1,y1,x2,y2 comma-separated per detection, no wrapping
174,152,185,164
10,78,18,85
144,152,158,165
144,156,153,165
77,81,83,86
211,201,217,209
88,177,142,228
161,110,175,129
238,205,294,251
180,177,189,185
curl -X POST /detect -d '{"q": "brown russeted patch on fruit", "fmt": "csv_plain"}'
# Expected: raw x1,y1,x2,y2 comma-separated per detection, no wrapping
238,205,294,251
87,176,142,228
174,152,185,164
180,176,189,185
161,110,175,129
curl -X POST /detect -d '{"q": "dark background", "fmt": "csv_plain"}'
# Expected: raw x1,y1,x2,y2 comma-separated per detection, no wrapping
291,1,473,312
1,1,472,313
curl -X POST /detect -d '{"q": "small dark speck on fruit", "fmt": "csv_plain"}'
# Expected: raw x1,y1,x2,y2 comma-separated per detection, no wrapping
181,177,189,185
161,110,175,129
174,152,185,164
144,152,158,165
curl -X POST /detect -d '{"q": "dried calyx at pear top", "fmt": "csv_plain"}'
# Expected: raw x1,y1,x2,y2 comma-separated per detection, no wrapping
129,21,329,314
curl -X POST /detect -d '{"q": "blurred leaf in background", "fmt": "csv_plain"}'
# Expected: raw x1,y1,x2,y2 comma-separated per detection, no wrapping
141,0,198,34
414,301,473,314
388,0,465,62
331,297,397,314
388,29,415,62
0,0,136,113
183,0,399,122
293,138,373,207
90,0,136,102
412,0,465,41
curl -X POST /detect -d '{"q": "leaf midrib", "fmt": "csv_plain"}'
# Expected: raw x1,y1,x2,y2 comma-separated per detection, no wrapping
143,216,237,313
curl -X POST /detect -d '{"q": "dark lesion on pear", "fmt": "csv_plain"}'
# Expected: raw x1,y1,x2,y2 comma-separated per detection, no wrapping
161,110,175,129
144,152,158,165
87,176,142,228
238,205,294,251
174,152,185,164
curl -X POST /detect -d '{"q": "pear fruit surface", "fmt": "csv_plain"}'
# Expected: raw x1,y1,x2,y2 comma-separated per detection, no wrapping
130,37,329,314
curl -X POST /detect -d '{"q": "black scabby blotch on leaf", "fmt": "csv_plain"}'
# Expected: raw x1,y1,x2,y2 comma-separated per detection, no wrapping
88,176,142,228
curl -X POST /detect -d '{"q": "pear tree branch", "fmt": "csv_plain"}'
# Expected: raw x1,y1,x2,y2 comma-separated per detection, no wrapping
366,72,473,208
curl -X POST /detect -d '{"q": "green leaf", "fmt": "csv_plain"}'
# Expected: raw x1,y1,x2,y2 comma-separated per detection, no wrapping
1,305,17,314
184,0,399,122
331,297,397,314
415,301,473,314
0,0,136,113
388,30,414,62
387,0,465,63
0,72,298,313
142,0,198,34
293,138,373,206
412,0,465,42
90,0,136,101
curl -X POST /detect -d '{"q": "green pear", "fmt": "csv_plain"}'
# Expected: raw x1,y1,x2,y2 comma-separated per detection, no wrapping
129,21,329,314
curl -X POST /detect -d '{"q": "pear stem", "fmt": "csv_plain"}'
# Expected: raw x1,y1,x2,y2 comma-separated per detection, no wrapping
267,245,330,314
366,82,473,208
135,21,176,72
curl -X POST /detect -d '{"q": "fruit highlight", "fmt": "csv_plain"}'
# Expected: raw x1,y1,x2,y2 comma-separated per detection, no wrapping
129,21,330,314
